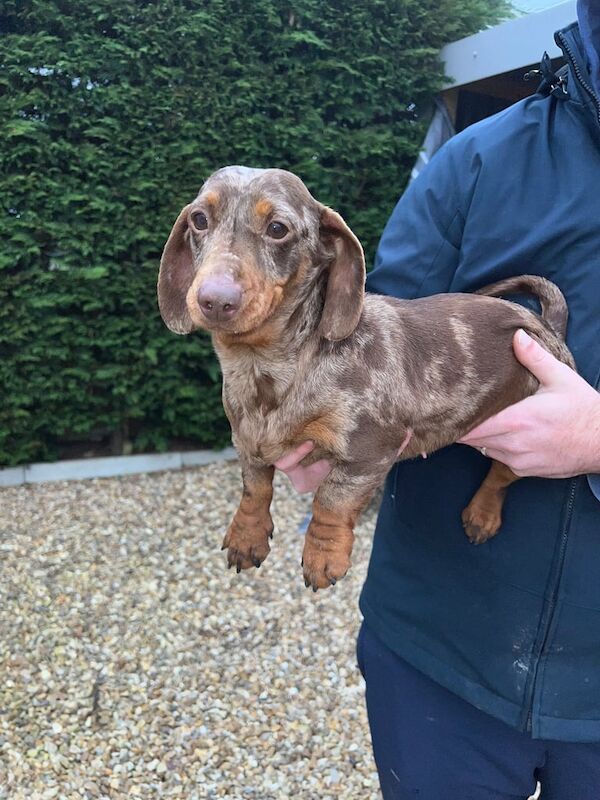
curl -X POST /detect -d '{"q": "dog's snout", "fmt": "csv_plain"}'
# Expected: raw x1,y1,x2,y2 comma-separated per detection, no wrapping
197,277,242,322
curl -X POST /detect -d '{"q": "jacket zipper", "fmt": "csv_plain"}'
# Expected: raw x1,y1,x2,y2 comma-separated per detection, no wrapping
524,477,578,733
556,31,600,127
517,28,597,737
522,28,600,733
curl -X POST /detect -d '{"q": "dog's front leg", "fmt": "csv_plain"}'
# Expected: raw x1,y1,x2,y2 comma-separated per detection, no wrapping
222,459,274,572
301,466,385,591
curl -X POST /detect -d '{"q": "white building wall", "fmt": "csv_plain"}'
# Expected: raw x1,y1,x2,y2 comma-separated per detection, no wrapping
441,1,576,88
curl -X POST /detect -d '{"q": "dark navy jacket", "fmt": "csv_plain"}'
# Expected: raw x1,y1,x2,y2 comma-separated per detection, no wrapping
360,22,600,742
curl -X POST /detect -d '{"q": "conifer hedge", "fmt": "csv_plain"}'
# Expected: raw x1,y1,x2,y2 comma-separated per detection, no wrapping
0,0,508,465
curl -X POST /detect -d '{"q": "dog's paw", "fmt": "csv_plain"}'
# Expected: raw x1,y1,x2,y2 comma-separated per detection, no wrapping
461,503,501,545
301,532,351,592
221,515,273,573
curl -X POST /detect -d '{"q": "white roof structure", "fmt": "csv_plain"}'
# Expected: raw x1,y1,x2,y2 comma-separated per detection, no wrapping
514,0,572,12
441,0,576,88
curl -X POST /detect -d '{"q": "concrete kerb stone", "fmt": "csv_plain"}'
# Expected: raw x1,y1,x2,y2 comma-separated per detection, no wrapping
0,467,26,487
0,447,238,487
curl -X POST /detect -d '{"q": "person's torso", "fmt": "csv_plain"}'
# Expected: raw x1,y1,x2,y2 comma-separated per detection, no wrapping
361,25,600,742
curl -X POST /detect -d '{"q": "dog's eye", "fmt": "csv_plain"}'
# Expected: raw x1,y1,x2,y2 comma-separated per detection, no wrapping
266,221,289,240
191,211,208,231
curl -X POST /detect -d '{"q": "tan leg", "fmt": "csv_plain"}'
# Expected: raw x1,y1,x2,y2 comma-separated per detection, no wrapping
300,456,398,591
301,497,363,591
462,460,520,544
222,462,274,571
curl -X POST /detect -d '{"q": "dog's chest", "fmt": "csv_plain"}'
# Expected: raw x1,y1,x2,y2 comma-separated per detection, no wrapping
223,360,303,463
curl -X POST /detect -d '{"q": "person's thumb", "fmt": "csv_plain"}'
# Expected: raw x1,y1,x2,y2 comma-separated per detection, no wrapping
513,329,565,386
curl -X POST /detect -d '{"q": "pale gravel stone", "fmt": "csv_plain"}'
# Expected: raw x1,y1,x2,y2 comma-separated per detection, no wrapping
0,462,381,798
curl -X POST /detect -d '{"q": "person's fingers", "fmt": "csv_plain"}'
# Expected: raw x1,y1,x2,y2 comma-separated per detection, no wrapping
458,406,522,444
273,441,314,471
512,329,568,386
290,459,332,493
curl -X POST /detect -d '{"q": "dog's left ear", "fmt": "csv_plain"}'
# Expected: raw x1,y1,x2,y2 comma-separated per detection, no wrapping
317,206,366,341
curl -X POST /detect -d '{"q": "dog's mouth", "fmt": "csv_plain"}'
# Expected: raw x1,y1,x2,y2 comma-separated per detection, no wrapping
186,276,285,338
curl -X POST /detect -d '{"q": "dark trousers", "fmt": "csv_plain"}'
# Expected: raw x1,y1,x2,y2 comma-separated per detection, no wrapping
357,622,600,800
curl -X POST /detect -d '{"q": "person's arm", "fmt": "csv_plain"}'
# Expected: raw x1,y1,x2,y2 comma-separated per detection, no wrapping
460,329,600,478
365,134,475,300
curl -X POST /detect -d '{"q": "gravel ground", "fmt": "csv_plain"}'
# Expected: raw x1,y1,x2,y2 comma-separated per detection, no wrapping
0,461,381,799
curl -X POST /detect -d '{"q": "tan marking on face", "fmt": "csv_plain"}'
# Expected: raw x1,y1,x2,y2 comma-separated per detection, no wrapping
203,191,220,207
255,198,273,217
231,281,285,340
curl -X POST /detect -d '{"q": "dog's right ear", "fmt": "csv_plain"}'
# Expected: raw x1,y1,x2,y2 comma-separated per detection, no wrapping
157,204,196,334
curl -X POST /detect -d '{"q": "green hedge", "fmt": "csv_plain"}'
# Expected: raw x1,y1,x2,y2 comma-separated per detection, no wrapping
0,0,509,466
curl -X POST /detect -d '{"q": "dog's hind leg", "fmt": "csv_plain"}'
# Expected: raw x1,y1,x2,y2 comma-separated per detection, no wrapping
462,460,520,545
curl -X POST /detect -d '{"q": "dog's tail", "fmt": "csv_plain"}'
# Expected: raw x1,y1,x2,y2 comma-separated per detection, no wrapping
475,275,568,339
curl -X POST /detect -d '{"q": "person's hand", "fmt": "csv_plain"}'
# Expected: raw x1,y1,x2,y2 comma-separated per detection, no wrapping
273,441,332,493
459,329,600,478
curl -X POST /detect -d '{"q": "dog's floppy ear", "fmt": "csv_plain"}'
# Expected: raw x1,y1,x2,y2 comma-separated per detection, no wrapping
157,204,196,334
318,206,366,341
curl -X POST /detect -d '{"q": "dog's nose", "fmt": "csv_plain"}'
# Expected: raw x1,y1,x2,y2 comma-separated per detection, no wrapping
197,277,242,322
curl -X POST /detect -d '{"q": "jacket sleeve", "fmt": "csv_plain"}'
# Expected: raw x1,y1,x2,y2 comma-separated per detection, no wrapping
366,134,480,300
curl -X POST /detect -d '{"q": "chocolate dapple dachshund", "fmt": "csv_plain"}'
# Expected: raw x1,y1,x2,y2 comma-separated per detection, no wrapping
157,167,574,591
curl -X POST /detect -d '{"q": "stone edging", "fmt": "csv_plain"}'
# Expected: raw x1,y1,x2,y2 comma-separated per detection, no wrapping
0,447,238,487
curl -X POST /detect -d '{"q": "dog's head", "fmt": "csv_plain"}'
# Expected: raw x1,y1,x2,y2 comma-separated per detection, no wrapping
157,167,365,342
